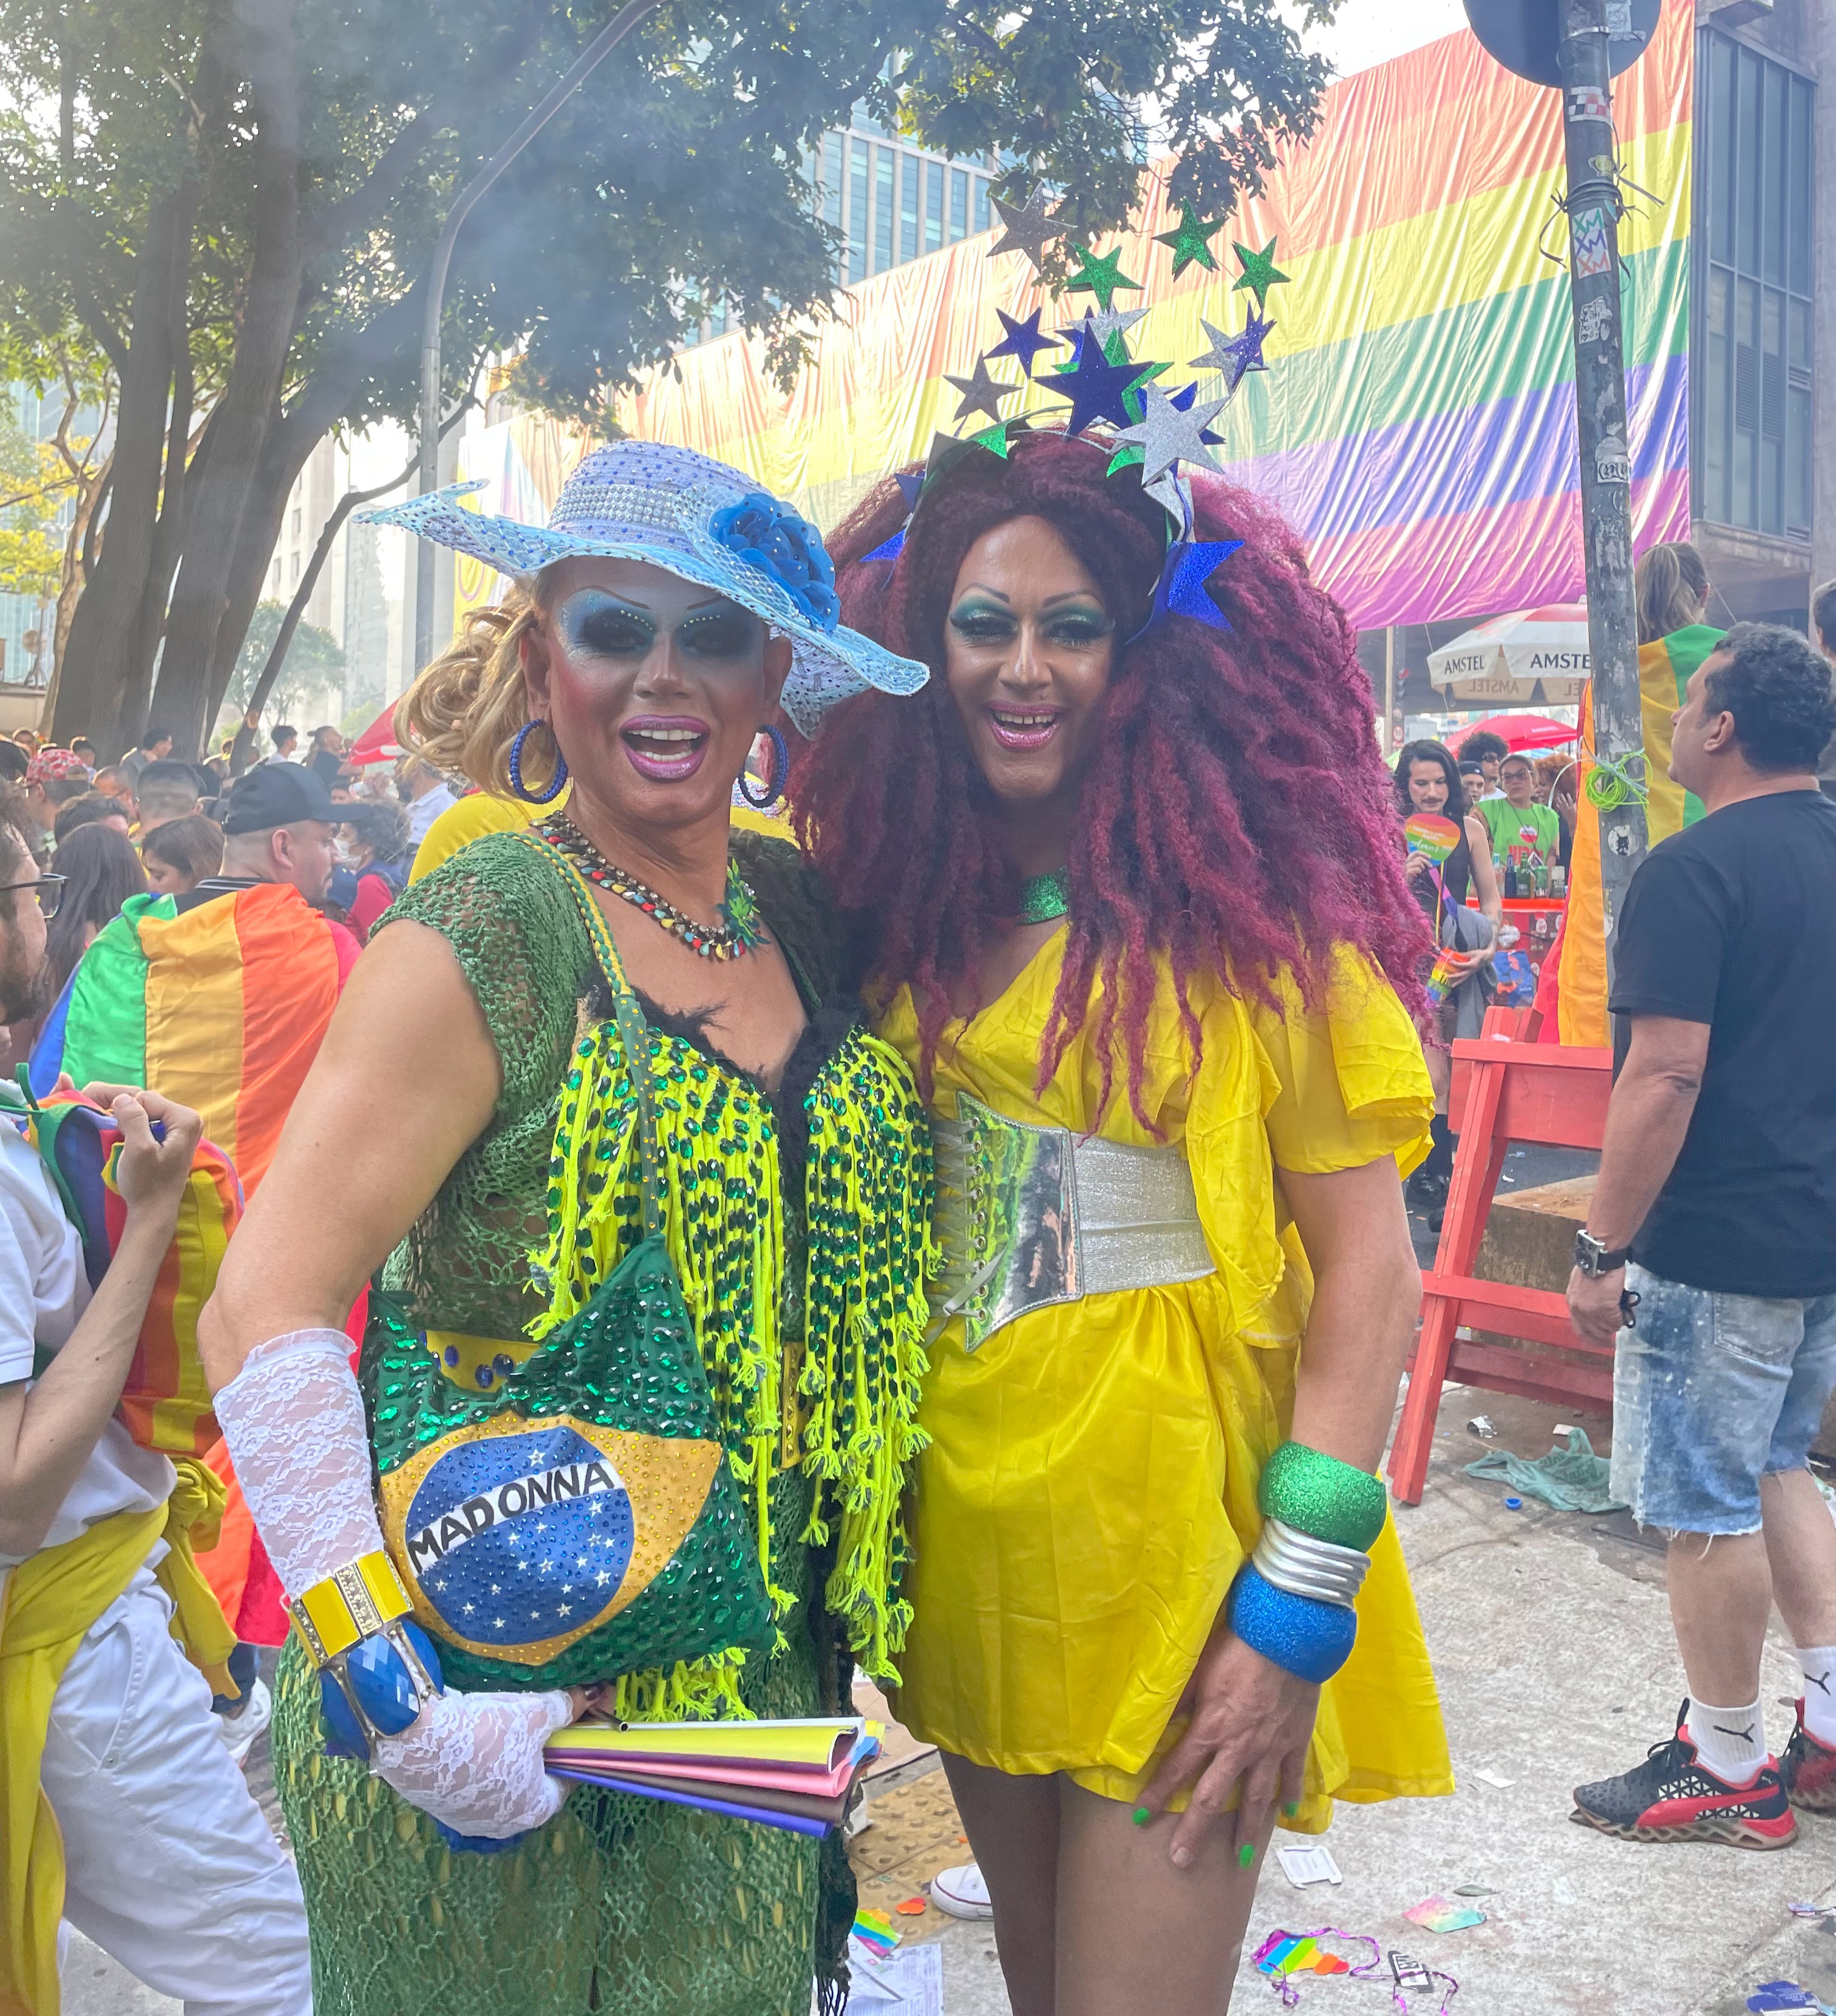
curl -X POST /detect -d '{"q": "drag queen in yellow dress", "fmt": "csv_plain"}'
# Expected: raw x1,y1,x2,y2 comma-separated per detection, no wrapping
795,424,1452,2014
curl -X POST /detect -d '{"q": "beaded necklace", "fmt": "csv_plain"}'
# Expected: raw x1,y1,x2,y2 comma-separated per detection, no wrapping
1016,867,1070,925
536,816,764,960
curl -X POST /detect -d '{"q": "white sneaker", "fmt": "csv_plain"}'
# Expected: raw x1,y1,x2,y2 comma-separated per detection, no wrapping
216,1676,272,1767
930,1862,993,1921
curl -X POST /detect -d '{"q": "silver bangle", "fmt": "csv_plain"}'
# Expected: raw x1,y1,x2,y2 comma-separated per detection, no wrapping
1252,1516,1370,1610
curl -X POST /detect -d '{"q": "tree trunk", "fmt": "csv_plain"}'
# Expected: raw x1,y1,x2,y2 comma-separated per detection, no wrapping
50,189,192,753
202,413,311,733
121,323,199,744
38,444,112,737
151,0,302,758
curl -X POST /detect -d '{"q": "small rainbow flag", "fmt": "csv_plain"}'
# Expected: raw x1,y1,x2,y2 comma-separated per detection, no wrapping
22,1091,241,1458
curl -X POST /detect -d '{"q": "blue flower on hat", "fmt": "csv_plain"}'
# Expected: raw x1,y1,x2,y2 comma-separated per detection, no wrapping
707,491,841,633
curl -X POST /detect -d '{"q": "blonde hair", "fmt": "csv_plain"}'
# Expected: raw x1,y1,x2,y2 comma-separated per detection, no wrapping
1634,540,1710,645
392,585,559,799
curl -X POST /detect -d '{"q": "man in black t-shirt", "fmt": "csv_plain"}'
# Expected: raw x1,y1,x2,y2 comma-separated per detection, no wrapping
1566,623,1836,1850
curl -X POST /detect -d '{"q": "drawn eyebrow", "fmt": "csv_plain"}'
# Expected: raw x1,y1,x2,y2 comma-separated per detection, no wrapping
952,587,1103,607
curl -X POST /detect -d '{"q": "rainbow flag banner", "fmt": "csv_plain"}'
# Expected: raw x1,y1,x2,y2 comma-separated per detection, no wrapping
30,882,347,1200
583,0,1693,633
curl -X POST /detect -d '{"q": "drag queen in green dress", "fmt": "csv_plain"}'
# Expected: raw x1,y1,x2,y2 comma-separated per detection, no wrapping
199,444,935,2014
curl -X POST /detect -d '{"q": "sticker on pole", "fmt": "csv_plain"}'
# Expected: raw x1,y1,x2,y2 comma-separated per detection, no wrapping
1577,296,1614,345
1570,208,1614,279
1567,85,1611,123
1594,429,1630,486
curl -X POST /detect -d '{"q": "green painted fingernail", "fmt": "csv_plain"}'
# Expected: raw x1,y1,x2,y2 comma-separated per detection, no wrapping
1283,1802,1299,1817
1238,1842,1256,1868
1131,1805,1151,1827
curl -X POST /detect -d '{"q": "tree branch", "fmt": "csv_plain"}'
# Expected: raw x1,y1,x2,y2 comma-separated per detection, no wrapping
245,389,477,721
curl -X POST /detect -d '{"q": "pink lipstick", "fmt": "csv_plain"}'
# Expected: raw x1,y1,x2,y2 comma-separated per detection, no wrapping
986,704,1062,751
620,714,710,782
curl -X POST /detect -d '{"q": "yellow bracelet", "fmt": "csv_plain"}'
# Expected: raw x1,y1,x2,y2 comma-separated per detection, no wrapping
287,1550,412,1667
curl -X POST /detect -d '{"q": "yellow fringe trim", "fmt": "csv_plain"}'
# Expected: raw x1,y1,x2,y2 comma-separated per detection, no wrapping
529,1017,935,1706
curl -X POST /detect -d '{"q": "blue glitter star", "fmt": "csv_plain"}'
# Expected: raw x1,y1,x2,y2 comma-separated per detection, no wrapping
1151,539,1244,630
862,528,906,565
1041,338,1156,436
987,307,1062,378
1191,311,1276,393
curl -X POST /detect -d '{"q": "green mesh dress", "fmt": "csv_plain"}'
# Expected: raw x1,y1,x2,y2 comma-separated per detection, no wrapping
272,827,934,2016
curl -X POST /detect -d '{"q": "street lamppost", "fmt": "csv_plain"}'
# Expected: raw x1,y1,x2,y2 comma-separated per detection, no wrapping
413,0,661,672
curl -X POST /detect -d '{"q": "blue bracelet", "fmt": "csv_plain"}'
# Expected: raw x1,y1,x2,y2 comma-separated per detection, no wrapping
1226,1563,1358,1684
319,1618,445,1761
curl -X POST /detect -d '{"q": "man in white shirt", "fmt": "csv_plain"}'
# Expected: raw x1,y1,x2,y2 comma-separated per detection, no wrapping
398,754,458,848
0,819,310,2014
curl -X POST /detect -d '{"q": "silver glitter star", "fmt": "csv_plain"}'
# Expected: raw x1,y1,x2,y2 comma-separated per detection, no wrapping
1114,382,1227,483
1143,466,1191,528
944,354,1022,427
990,189,1070,277
1188,318,1254,393
1084,305,1148,348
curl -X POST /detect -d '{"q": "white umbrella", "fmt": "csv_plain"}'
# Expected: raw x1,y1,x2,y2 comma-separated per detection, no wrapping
1426,604,1590,707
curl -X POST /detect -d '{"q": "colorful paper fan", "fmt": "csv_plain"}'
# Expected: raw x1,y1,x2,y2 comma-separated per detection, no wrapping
1403,813,1463,864
545,1716,883,1838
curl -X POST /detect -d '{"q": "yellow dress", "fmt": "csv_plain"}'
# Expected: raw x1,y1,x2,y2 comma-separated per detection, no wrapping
875,937,1453,1831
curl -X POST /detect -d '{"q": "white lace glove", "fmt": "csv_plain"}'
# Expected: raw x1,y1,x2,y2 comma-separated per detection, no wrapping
371,1687,577,1838
214,1329,577,1837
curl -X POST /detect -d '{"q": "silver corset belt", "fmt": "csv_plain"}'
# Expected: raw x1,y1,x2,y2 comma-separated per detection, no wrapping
930,1092,1216,1352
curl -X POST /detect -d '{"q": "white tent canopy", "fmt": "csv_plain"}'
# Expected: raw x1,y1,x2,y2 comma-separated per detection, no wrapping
1426,603,1589,707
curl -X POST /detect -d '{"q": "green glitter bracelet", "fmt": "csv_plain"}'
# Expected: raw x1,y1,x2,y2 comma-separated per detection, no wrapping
1257,1441,1388,1553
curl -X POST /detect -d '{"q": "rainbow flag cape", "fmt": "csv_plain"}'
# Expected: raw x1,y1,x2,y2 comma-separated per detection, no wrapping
12,1087,241,1458
30,881,348,1198
1557,625,1724,1045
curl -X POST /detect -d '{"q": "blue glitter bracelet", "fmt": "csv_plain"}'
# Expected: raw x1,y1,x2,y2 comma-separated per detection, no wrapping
1226,1563,1359,1684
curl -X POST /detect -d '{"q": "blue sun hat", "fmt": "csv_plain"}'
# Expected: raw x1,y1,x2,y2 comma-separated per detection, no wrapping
360,441,928,734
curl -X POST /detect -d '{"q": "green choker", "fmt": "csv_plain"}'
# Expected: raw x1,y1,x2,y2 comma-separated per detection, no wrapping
1016,867,1070,925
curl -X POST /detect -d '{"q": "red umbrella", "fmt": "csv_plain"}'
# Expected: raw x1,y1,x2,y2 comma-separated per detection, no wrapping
344,702,404,767
1450,712,1579,755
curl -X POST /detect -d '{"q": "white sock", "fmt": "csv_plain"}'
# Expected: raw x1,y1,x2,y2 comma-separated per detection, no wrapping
1797,1646,1836,1744
1685,1697,1768,1783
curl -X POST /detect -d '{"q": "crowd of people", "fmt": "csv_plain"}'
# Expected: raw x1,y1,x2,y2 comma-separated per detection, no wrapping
4,430,1836,2016
0,720,447,1079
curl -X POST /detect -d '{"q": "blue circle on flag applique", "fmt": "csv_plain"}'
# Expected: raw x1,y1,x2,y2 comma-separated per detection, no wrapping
401,1422,635,1652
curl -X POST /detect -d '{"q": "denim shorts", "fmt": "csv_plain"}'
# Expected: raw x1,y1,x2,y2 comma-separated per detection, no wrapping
1610,1263,1836,1535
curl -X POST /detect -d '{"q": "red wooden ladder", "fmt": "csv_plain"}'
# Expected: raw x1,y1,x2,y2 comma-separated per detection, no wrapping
1387,1005,1615,1507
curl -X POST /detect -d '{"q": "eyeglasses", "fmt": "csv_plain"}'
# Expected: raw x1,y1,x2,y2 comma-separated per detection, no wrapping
0,874,65,919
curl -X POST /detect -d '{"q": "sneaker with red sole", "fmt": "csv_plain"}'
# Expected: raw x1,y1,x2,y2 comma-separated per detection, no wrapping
1782,1700,1836,1813
1571,1703,1797,1849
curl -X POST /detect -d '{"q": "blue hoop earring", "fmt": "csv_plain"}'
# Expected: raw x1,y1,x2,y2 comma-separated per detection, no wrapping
737,724,789,812
508,719,568,804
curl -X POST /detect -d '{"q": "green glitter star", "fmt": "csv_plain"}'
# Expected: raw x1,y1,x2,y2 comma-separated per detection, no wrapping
1232,237,1291,307
1155,201,1222,279
1065,242,1143,313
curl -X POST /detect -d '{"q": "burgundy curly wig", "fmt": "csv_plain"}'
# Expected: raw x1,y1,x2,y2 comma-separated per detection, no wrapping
792,430,1430,1125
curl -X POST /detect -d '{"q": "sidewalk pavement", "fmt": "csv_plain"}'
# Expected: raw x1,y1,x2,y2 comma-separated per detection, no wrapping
903,1376,1836,2015
63,1378,1836,2014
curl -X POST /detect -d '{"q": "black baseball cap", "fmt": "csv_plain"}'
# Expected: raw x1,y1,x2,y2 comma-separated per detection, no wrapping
220,762,338,835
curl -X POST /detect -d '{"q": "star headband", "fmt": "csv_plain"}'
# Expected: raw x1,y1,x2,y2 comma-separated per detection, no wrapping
864,185,1289,639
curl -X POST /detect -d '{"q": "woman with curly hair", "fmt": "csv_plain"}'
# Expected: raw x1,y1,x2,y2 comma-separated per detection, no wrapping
795,430,1451,2014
